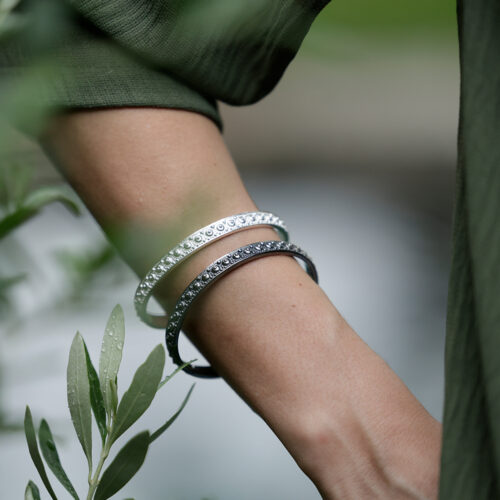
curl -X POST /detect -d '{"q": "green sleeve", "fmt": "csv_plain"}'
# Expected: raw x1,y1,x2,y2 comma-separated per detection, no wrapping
439,0,500,498
0,0,330,131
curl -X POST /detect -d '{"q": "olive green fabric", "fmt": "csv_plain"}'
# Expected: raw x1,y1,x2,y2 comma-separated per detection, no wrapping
439,0,500,498
0,1,221,129
0,0,329,131
68,0,329,106
1,0,500,497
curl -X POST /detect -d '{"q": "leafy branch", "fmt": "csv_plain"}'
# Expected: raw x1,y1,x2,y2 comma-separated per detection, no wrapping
24,304,195,499
0,183,80,240
0,163,80,240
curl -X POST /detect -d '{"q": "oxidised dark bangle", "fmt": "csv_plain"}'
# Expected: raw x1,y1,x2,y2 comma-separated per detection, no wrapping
165,240,319,378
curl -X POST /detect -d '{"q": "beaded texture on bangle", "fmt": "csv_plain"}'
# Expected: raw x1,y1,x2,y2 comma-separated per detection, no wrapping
165,240,319,378
134,212,289,329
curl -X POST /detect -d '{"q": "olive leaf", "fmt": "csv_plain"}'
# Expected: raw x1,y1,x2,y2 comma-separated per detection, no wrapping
24,481,41,500
110,345,165,444
157,359,196,391
150,383,195,443
84,342,107,444
24,406,58,500
24,186,80,215
67,332,92,470
110,378,119,416
38,419,79,499
0,186,80,240
0,163,32,210
0,274,25,306
99,305,125,417
94,431,150,500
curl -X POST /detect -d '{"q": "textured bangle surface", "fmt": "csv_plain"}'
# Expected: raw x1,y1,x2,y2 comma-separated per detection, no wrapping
134,212,289,328
165,240,319,378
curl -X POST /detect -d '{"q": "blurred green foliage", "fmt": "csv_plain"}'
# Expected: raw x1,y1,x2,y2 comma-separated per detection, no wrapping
318,0,456,36
0,163,80,309
55,244,125,303
0,164,80,240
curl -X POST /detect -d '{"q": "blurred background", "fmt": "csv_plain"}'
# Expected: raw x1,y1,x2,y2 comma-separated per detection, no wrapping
0,0,458,498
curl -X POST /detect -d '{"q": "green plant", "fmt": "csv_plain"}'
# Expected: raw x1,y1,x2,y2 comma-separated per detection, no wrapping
55,244,124,303
24,304,195,499
0,162,80,318
0,163,80,240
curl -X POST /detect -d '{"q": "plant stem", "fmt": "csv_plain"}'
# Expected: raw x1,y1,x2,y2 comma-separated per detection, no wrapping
86,441,110,500
86,417,114,500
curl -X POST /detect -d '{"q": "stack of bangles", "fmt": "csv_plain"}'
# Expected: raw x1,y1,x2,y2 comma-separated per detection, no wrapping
134,211,318,378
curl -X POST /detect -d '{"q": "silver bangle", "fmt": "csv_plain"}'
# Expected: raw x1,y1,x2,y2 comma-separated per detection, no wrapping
165,240,318,378
134,212,289,328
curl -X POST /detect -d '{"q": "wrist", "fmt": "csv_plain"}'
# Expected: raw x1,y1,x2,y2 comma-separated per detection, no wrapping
288,369,441,500
292,409,439,500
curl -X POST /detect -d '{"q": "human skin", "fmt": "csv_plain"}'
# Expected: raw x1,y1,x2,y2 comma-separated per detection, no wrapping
43,107,441,499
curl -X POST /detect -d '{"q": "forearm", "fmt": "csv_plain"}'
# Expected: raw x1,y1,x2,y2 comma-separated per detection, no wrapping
43,108,441,499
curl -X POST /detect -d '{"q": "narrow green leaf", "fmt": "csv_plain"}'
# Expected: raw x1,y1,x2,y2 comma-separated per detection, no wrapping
99,305,125,417
23,187,80,216
24,481,41,500
23,406,58,500
94,431,150,500
157,359,197,391
0,273,25,291
110,345,165,443
0,207,38,240
38,419,80,500
150,384,195,443
110,378,119,416
67,332,92,469
84,342,107,444
0,187,79,240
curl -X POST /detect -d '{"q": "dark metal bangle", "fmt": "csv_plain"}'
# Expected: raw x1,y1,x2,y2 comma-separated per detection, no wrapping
165,240,319,378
